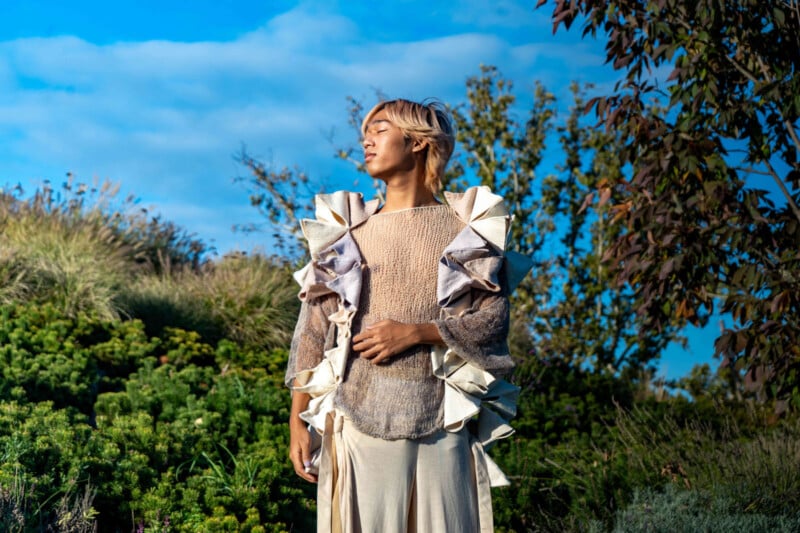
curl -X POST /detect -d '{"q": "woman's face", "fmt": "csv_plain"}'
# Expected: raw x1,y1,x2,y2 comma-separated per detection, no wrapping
362,110,417,180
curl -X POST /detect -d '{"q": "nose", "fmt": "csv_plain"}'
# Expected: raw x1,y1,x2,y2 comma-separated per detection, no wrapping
362,135,374,148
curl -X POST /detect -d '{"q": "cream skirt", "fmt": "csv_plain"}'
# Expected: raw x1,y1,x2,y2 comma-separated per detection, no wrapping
316,411,493,533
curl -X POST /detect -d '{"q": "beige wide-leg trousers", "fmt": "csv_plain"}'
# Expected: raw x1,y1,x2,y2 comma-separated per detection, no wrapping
316,412,483,533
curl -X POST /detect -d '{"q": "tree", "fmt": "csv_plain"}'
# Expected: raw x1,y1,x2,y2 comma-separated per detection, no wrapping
447,66,554,363
450,67,681,388
540,0,800,409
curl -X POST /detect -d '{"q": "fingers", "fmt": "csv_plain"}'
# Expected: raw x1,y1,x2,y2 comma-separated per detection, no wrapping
289,420,318,483
352,320,388,345
353,320,405,363
368,351,393,365
290,445,318,483
354,339,392,364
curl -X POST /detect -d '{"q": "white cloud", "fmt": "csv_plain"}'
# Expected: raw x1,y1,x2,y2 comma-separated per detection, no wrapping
0,1,616,253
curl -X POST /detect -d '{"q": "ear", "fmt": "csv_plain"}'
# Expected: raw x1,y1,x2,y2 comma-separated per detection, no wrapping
411,138,428,153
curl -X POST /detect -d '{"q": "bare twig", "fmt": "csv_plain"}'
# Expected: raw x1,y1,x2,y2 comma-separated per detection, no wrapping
763,158,800,224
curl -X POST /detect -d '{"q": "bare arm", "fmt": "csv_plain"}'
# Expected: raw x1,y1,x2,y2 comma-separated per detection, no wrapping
288,387,317,483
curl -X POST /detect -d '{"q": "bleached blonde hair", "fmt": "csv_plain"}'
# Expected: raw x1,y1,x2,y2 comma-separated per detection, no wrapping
361,99,456,194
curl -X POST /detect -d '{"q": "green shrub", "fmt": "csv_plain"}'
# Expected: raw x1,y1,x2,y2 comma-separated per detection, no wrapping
0,401,99,531
612,404,800,516
0,303,159,414
614,485,800,533
88,329,311,531
491,394,800,532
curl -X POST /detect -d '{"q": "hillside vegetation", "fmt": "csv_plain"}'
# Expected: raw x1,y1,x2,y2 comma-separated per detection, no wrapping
0,182,798,532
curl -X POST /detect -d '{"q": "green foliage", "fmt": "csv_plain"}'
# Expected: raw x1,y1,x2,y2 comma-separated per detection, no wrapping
542,0,800,407
0,401,99,531
447,67,681,387
491,397,800,532
0,298,311,531
613,485,800,533
0,303,158,414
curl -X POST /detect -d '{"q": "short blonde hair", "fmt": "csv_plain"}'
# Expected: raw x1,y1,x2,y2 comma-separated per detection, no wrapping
361,99,455,194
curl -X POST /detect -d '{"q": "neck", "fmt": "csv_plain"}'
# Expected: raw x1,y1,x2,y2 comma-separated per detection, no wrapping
380,172,437,213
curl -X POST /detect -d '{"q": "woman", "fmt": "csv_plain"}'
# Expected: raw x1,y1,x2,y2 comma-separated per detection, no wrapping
286,99,527,532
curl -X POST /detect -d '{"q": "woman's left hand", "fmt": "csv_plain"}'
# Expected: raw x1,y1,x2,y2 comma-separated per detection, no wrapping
352,320,418,364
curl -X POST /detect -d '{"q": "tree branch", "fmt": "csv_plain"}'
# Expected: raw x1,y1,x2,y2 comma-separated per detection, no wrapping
470,149,494,180
723,52,760,85
752,55,800,156
763,158,800,224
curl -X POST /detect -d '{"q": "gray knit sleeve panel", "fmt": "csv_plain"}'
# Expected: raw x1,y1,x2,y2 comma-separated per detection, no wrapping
285,293,338,387
434,288,514,374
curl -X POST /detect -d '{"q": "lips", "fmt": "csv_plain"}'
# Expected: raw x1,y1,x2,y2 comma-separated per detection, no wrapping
364,152,376,162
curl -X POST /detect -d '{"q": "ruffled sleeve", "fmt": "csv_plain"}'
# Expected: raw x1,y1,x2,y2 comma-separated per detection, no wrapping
287,191,379,432
285,294,338,387
433,186,533,489
434,289,514,375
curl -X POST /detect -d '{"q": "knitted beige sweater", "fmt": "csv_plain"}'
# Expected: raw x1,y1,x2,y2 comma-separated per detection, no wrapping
288,203,513,440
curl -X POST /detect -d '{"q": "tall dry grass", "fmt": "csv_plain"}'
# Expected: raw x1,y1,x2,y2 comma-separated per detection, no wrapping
120,253,299,350
613,404,800,516
0,179,299,350
0,181,143,320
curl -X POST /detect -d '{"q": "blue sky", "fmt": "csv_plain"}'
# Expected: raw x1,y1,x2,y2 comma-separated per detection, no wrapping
0,0,719,379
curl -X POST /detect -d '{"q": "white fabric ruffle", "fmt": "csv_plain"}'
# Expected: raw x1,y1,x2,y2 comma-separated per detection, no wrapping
291,186,532,499
435,186,532,487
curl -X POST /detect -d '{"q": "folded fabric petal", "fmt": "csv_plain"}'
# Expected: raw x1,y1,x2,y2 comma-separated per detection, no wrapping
315,234,363,311
292,358,337,396
445,186,511,251
302,192,377,258
443,384,482,431
300,390,336,431
349,196,381,227
483,379,520,421
438,226,504,307
314,191,352,226
295,261,337,302
433,344,518,445
470,217,509,252
445,186,504,224
448,362,494,397
314,191,380,228
301,219,349,258
484,454,511,487
317,231,361,273
323,264,361,312
476,406,516,449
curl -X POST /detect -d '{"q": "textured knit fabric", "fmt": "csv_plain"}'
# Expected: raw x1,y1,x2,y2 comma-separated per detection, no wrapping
286,202,513,440
286,293,339,387
335,205,463,439
434,288,514,376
